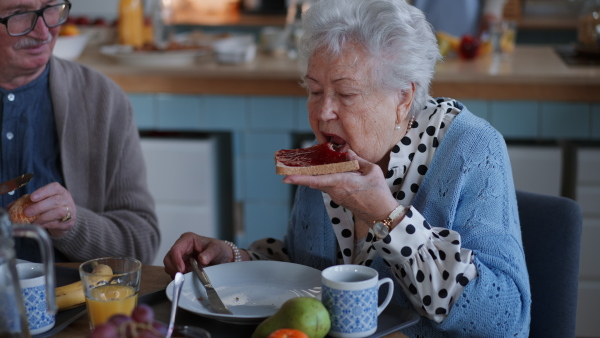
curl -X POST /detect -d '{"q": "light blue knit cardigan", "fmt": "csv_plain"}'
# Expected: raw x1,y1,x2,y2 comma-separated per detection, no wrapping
284,108,532,337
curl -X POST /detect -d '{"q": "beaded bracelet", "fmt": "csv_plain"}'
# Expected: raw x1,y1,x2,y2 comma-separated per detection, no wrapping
223,240,242,262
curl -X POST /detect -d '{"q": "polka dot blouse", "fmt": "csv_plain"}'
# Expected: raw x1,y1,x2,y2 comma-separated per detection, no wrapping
248,97,478,323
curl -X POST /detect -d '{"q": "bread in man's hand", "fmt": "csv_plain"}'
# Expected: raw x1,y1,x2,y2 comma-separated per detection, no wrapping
8,194,37,224
275,143,359,175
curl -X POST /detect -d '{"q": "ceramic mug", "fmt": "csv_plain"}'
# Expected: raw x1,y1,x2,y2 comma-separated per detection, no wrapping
16,263,56,335
321,265,394,338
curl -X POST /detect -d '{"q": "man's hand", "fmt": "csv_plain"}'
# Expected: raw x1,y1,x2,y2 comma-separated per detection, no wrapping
26,182,77,237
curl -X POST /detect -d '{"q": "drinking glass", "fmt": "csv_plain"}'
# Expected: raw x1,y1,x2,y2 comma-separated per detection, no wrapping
79,256,142,329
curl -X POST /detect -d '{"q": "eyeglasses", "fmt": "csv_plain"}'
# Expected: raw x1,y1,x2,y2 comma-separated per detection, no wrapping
0,1,71,37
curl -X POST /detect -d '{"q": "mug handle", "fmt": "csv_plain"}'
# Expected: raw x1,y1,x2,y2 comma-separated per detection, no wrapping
376,277,394,316
13,225,57,315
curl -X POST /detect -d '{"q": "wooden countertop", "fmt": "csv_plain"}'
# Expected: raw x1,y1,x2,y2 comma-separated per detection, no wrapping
77,45,600,102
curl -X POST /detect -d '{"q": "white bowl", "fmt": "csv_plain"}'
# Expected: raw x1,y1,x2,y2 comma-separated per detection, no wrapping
53,34,89,61
213,35,257,64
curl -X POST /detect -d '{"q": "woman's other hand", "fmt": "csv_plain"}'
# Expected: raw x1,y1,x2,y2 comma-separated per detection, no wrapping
163,232,234,279
282,150,399,225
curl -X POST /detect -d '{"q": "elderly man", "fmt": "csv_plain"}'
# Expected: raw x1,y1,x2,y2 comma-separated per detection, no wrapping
0,0,159,263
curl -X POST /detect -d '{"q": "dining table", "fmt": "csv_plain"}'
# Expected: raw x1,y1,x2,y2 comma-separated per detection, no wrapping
49,262,411,338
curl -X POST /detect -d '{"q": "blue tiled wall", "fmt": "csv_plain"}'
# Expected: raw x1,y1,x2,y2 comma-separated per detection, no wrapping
489,101,539,139
129,93,598,247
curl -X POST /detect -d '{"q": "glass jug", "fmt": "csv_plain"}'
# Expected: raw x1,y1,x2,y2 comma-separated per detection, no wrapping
0,210,56,338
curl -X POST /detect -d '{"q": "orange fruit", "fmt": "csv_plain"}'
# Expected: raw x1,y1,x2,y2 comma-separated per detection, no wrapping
267,328,309,338
8,194,37,224
59,23,79,36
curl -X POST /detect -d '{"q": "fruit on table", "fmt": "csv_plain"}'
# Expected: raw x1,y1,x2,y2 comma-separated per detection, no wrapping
268,328,309,338
252,297,331,338
75,16,91,26
90,304,168,338
93,18,110,27
59,23,79,36
436,31,460,56
55,264,113,311
458,34,481,60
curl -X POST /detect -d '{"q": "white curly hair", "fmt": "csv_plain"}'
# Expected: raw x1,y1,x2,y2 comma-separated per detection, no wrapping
299,0,441,118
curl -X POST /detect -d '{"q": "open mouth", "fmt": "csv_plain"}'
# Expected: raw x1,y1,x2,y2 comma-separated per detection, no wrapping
324,134,347,151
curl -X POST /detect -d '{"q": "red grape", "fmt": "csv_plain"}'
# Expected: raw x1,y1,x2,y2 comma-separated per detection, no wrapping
108,314,132,327
152,321,168,336
137,329,162,338
132,303,155,323
89,324,119,338
90,304,168,338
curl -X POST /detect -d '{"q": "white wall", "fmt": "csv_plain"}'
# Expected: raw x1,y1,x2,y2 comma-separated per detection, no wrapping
70,0,120,20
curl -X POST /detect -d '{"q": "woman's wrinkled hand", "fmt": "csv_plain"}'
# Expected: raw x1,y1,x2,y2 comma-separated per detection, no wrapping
282,150,399,224
163,232,233,279
26,182,76,238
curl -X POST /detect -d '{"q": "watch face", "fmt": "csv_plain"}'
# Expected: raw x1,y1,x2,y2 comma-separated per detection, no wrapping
373,222,389,239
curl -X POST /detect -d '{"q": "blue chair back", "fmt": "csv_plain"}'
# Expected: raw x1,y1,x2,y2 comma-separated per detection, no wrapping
516,190,583,338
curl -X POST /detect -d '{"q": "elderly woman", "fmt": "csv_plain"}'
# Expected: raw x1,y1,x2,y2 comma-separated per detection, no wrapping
164,0,531,336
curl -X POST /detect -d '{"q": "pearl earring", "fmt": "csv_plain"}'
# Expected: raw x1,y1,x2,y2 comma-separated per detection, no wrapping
394,120,401,130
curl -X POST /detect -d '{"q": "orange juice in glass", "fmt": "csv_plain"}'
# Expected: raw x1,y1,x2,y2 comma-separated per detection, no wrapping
79,257,142,329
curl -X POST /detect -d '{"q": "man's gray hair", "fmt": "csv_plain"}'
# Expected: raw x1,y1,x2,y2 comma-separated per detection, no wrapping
299,0,441,118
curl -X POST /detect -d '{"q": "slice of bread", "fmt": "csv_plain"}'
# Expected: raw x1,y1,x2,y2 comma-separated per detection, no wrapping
275,143,359,175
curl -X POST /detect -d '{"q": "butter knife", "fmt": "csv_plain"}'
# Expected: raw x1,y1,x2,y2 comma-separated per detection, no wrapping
0,173,33,195
190,258,233,315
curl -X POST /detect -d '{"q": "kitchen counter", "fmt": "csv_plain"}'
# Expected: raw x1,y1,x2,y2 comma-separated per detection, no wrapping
77,45,600,102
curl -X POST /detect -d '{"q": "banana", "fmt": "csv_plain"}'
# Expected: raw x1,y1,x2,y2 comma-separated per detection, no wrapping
56,280,85,310
55,264,114,311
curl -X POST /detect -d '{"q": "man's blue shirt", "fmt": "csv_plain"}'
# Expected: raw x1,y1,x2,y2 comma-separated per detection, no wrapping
0,64,64,207
0,64,65,262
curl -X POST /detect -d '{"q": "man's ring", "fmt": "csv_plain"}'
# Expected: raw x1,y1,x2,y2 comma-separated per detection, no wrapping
61,206,71,222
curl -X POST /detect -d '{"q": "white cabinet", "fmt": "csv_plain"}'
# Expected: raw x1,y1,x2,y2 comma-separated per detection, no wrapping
575,148,600,337
140,138,219,266
507,145,562,196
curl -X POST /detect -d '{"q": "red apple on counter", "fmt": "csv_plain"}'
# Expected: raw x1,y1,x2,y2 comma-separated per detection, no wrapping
93,18,110,27
459,34,481,60
75,16,91,26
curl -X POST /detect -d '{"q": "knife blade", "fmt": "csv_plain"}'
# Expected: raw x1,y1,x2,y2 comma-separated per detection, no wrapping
0,173,33,195
190,258,233,315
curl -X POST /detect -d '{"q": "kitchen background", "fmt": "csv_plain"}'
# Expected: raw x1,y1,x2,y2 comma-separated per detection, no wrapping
65,0,598,336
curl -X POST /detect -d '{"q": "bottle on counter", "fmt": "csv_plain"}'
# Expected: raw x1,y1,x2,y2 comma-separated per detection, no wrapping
118,0,145,48
151,0,174,50
284,0,310,59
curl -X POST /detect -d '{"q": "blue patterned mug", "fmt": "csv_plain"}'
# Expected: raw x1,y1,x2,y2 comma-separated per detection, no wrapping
322,265,394,338
16,263,56,335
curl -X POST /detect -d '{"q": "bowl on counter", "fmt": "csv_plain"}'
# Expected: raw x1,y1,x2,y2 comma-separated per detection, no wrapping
53,34,90,61
212,35,257,64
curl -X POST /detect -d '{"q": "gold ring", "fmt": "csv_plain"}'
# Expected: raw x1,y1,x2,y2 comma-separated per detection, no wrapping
61,206,71,222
